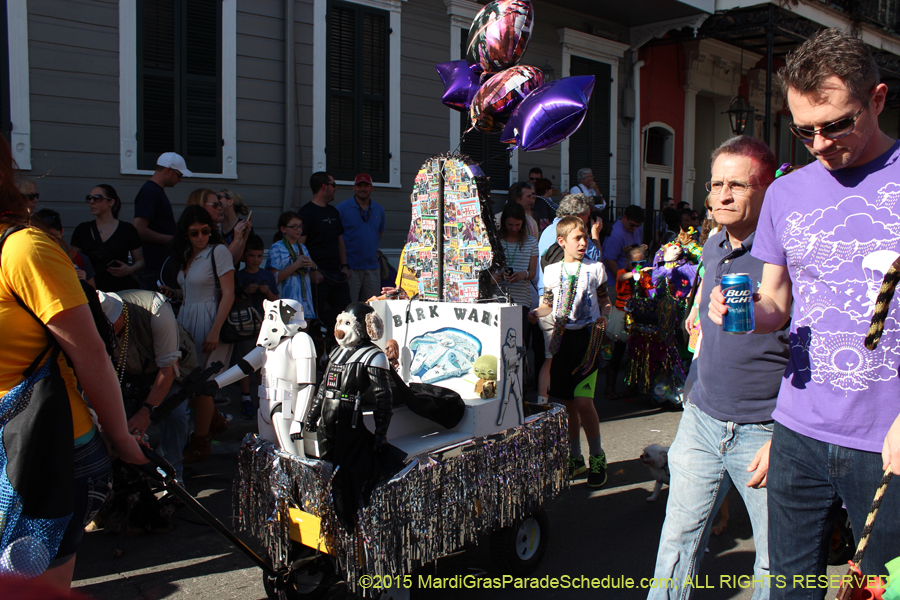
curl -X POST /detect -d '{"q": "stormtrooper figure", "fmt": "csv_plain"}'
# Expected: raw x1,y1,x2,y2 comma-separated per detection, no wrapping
304,302,392,461
496,328,525,426
211,299,315,456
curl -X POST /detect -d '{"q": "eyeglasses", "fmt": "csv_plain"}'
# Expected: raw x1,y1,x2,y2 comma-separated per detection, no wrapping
283,224,303,230
626,219,642,228
705,180,755,196
205,200,223,209
173,169,184,179
216,194,230,201
188,227,211,238
85,194,111,203
789,94,871,143
23,193,39,201
630,259,646,266
327,182,337,188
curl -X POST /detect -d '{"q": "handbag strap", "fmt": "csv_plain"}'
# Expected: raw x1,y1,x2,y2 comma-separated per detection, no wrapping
208,245,222,300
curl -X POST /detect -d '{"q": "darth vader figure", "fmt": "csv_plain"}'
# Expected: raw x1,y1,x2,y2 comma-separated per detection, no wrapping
305,302,402,531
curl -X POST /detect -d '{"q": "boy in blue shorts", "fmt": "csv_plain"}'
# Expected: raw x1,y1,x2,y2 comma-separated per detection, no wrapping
530,216,611,486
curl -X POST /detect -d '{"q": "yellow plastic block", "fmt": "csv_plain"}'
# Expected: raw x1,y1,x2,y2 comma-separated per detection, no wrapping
287,508,334,555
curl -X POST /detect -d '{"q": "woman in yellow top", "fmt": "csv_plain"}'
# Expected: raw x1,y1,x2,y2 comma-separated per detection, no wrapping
0,136,144,590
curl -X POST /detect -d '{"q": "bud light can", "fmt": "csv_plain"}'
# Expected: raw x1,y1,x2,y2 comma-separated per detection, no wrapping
721,273,755,334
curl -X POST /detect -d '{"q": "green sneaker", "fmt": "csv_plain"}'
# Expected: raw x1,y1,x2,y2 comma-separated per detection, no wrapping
568,455,587,479
588,453,608,488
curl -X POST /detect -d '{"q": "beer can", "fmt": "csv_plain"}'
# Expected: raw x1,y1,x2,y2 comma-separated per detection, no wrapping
721,273,755,334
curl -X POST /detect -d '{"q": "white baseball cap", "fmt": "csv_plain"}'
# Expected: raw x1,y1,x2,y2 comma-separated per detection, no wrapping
156,152,193,177
97,291,123,324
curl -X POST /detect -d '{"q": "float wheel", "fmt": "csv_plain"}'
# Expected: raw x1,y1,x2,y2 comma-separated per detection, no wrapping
262,550,335,600
489,508,549,575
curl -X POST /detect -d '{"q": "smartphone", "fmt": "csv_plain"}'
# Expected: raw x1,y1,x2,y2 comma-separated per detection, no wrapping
247,210,253,222
107,259,120,268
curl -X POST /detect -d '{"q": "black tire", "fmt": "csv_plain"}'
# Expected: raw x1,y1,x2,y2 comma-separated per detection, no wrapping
489,508,549,575
262,550,335,600
828,508,855,566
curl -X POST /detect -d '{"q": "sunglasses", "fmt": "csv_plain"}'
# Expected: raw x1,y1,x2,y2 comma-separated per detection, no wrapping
172,169,184,179
789,94,871,143
205,200,223,209
24,193,39,201
85,194,111,203
188,227,211,238
283,224,303,230
216,194,230,201
630,259,646,266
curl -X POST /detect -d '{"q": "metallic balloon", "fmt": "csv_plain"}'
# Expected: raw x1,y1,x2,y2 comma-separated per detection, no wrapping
500,75,595,151
469,65,544,133
435,60,482,113
465,0,534,74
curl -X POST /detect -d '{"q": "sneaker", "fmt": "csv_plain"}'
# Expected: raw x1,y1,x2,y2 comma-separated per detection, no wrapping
568,455,587,479
240,400,255,420
214,394,230,406
588,453,608,488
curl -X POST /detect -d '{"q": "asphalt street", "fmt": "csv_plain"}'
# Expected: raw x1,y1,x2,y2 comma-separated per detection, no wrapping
72,383,846,600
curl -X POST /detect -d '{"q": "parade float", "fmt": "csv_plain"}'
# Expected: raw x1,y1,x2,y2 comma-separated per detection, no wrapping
146,1,597,597
233,149,571,599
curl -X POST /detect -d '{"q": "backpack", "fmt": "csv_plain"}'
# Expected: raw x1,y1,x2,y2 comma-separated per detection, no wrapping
540,242,565,271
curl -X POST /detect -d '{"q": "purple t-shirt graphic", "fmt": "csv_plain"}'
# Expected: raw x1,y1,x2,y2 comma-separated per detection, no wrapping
752,140,900,452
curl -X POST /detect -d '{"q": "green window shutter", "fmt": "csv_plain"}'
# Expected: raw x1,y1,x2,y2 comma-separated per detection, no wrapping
568,56,611,199
327,1,389,182
137,0,221,173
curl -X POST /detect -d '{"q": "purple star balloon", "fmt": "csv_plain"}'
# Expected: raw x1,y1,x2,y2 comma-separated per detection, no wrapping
500,75,595,151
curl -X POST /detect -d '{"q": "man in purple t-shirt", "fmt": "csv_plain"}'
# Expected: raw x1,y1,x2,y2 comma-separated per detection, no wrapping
709,29,900,589
601,204,644,276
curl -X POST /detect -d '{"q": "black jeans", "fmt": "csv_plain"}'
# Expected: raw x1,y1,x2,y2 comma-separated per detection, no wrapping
313,272,352,336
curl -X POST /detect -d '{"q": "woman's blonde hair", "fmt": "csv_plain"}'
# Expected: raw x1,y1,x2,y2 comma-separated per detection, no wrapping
186,188,218,207
218,189,249,215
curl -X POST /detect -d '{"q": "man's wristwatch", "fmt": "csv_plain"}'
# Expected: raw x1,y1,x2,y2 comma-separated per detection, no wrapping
142,402,157,417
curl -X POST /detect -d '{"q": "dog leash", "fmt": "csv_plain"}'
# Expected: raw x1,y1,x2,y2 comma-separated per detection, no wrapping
835,466,892,600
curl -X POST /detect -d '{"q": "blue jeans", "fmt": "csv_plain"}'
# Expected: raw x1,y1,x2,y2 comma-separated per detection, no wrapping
768,423,900,599
648,401,772,600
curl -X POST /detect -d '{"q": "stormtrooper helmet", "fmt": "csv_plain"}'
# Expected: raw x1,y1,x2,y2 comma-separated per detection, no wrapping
334,302,384,348
257,299,306,349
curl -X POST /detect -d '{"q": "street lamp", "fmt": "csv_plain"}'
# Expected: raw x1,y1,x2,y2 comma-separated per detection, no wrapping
541,59,555,82
724,95,754,136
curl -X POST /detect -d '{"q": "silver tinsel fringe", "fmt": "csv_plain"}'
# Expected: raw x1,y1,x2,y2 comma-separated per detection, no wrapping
234,404,568,595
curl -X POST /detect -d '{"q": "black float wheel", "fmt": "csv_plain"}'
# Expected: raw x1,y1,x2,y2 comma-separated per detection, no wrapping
489,508,549,575
262,550,335,600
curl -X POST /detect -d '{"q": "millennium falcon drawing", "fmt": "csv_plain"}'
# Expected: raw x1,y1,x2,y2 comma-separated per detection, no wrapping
408,328,482,384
